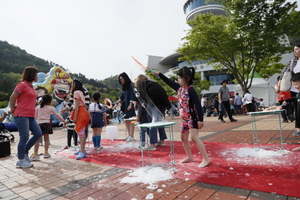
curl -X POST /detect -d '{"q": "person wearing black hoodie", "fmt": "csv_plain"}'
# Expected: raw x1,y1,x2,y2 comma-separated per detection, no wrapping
135,74,171,151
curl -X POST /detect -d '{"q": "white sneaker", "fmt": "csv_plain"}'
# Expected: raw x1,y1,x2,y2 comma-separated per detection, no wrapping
143,145,156,151
125,136,134,142
156,140,166,146
30,154,40,161
43,153,51,158
24,153,32,163
96,146,103,150
16,160,33,168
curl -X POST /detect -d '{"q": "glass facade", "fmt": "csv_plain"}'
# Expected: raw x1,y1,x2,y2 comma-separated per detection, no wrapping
178,60,209,68
205,74,235,86
184,0,220,14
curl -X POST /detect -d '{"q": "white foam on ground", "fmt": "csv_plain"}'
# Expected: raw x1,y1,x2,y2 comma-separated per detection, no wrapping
222,148,292,166
120,166,173,184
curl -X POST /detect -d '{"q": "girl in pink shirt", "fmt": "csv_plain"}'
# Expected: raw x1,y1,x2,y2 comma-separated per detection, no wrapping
71,79,90,160
31,94,66,161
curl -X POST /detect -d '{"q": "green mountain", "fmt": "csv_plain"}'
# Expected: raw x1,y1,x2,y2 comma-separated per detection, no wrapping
0,40,121,106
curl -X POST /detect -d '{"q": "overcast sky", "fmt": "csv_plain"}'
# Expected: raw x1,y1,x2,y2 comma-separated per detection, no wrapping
1,0,299,81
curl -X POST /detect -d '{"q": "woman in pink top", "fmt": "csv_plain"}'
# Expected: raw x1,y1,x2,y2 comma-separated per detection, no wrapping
30,94,66,161
9,66,42,168
71,79,90,160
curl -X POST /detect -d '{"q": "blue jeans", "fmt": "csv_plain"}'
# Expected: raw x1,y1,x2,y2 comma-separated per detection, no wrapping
14,117,42,160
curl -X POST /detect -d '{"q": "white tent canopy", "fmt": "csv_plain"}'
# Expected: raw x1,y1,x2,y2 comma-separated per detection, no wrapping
234,77,276,107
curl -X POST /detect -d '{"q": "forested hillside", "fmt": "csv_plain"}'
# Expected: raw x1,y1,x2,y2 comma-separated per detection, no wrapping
0,40,121,107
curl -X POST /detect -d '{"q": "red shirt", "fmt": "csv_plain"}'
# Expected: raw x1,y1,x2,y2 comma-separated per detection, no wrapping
13,81,37,117
278,91,291,101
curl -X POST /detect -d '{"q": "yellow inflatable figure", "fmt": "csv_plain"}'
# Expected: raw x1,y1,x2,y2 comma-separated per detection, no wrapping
33,67,73,106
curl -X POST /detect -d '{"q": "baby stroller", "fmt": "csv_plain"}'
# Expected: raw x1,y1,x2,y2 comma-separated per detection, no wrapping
0,121,15,157
0,121,14,142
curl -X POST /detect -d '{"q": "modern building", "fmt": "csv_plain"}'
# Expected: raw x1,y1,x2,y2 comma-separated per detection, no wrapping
147,0,294,106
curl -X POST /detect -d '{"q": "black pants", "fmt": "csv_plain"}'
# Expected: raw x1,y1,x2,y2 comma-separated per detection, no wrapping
279,100,293,121
234,105,242,115
219,101,233,120
67,129,78,147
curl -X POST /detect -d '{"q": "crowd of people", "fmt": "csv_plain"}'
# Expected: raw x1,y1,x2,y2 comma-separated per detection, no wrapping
201,91,265,120
8,42,300,168
9,66,211,168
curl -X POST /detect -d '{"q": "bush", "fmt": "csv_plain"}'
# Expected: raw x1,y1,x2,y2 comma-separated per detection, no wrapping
0,101,8,108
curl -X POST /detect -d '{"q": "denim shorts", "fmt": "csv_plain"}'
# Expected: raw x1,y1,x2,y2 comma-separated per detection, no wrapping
91,112,104,128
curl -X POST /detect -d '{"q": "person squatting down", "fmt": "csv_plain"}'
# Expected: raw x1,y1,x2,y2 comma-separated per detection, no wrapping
71,79,90,160
153,67,210,168
134,74,171,151
89,92,107,150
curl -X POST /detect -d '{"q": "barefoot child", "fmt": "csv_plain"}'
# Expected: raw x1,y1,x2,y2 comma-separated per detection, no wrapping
31,94,66,161
89,92,107,150
153,67,210,167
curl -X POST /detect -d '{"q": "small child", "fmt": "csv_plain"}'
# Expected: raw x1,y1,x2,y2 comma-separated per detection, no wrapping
71,79,90,160
88,92,107,150
31,94,66,161
153,67,210,167
64,106,78,149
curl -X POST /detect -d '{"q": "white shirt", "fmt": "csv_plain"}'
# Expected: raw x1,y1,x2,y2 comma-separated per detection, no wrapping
88,102,105,113
291,60,300,93
244,93,253,104
201,97,206,107
115,102,121,111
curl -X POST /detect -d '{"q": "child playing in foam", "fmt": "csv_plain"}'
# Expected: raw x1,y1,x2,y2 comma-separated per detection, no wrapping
153,67,210,167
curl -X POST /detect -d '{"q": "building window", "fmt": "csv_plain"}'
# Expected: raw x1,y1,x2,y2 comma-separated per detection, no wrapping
205,74,235,86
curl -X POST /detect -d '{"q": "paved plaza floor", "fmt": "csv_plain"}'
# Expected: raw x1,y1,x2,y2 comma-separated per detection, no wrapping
1,114,300,200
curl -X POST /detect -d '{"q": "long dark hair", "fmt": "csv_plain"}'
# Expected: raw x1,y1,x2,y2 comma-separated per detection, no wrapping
40,94,52,108
118,72,132,91
22,66,38,82
177,67,196,86
92,92,102,110
72,79,85,95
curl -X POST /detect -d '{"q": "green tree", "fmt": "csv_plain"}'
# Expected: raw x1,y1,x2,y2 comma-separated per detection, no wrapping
145,69,210,97
178,0,300,93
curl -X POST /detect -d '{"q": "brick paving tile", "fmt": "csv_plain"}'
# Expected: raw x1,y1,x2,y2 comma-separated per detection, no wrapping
158,184,188,197
156,194,178,200
18,190,38,199
177,179,197,187
125,184,153,197
89,188,126,199
2,115,300,200
68,188,100,200
177,186,203,199
208,191,247,200
191,188,216,200
246,197,262,200
148,190,165,200
53,197,70,200
63,185,94,199
31,186,49,194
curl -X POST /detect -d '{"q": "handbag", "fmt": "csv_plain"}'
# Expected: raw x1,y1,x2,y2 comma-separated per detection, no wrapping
280,59,294,92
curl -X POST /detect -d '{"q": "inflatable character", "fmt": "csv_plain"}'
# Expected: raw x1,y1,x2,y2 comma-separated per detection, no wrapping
1,67,73,131
34,67,72,106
